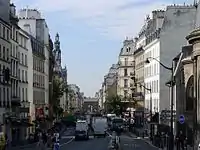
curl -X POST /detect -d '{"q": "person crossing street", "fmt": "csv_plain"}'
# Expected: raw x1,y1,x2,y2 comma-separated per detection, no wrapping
53,130,60,150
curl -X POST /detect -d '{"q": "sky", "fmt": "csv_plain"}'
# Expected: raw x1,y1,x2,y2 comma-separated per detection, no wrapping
12,0,193,96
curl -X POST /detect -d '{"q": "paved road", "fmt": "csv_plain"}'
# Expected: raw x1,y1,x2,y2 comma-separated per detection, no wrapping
120,134,159,150
9,127,74,150
12,129,160,150
60,136,109,150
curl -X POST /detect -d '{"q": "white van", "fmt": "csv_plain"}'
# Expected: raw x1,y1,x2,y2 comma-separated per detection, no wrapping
75,120,89,140
93,117,107,137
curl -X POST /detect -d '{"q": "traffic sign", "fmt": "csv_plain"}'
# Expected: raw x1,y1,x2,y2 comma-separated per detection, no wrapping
179,115,185,124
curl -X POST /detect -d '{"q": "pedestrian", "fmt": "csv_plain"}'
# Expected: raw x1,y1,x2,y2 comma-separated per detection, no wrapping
42,131,47,149
176,130,186,150
53,130,60,150
37,132,45,150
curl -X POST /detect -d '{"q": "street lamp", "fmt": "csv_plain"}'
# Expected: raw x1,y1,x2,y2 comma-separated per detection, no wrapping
146,57,175,150
136,83,152,139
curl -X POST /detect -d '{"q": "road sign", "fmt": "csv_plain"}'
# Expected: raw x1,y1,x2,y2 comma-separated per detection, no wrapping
179,115,185,124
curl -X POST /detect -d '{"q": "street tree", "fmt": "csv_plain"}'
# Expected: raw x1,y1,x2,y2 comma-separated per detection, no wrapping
52,77,65,118
106,95,127,115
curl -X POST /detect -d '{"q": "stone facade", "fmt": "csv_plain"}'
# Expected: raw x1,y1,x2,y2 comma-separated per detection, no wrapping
174,27,200,148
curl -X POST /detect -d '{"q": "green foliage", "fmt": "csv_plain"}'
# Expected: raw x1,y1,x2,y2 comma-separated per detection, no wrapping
52,77,65,117
53,78,64,102
106,95,128,115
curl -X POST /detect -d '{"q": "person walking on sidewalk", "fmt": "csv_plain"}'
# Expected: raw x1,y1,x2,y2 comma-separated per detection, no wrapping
37,132,46,150
176,130,186,150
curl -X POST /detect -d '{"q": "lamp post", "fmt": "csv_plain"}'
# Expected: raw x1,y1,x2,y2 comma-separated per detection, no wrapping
136,83,152,139
146,57,174,150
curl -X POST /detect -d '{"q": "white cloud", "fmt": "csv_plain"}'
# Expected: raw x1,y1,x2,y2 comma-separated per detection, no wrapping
13,0,173,40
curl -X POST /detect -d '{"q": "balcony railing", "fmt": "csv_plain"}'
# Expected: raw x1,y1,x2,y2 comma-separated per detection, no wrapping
119,61,135,67
21,101,30,108
11,96,20,106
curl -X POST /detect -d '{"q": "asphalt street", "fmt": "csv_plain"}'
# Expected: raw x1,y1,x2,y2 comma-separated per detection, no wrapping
120,134,159,150
12,128,160,150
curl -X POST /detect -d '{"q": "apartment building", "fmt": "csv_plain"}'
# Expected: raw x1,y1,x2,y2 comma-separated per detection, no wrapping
48,35,54,120
0,0,11,135
68,84,82,112
10,4,20,114
141,6,196,119
117,39,135,100
18,29,30,118
18,9,50,121
105,64,118,98
134,41,145,107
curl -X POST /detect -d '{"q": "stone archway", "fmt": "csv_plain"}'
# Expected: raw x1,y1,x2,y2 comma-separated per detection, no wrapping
186,75,194,111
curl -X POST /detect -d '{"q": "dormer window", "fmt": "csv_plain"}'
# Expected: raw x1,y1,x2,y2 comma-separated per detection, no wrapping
126,47,131,52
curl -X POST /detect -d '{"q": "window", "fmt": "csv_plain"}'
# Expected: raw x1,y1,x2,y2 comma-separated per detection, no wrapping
6,48,9,61
24,38,27,48
18,52,20,60
25,88,28,101
22,70,24,81
3,88,5,103
186,76,194,111
25,55,27,66
124,68,128,76
22,88,24,101
124,90,128,98
3,46,5,59
0,87,1,102
3,27,5,39
124,79,128,88
0,45,1,58
156,80,158,92
16,31,18,42
125,58,128,66
22,53,24,64
7,88,9,102
6,29,9,40
18,87,21,98
25,71,27,81
18,69,20,80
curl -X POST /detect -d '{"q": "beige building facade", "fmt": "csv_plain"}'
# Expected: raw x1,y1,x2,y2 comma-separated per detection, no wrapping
133,46,145,107
117,39,135,100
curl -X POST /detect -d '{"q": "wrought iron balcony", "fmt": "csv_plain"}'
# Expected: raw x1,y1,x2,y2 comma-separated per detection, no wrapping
20,101,30,108
11,96,20,106
119,61,135,67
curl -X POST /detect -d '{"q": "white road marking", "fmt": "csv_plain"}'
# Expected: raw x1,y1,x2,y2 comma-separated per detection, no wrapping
106,132,112,137
62,135,95,139
60,138,74,146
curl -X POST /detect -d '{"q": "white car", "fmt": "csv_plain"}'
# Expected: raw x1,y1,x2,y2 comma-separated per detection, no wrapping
75,120,89,140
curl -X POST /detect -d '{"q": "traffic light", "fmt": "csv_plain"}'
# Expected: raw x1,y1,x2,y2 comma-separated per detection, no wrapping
4,68,10,82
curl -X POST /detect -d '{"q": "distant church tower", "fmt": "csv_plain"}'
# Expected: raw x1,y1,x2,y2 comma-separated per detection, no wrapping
53,33,62,74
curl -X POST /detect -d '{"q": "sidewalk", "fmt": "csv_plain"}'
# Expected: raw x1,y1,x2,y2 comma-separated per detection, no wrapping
127,131,172,150
128,131,193,150
9,125,67,150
